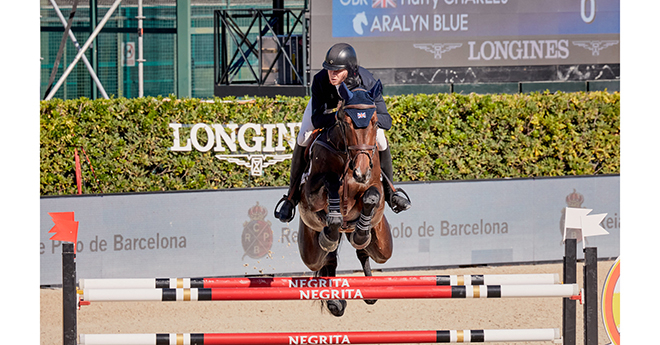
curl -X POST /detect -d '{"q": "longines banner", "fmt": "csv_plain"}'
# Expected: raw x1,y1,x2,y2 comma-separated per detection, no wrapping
310,0,620,69
40,175,619,286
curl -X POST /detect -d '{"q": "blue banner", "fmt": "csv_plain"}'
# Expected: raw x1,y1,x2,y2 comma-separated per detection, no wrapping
332,0,619,38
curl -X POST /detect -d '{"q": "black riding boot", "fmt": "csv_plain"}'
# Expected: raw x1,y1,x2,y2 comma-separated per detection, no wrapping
274,144,307,222
379,147,411,213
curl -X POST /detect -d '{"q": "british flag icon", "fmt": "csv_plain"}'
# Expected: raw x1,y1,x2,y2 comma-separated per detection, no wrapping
372,0,396,8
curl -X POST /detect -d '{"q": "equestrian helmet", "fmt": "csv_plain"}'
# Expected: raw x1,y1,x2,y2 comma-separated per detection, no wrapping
322,43,358,72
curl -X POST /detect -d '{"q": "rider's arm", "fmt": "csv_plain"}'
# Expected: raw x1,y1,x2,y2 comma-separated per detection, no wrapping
357,67,392,130
310,72,339,129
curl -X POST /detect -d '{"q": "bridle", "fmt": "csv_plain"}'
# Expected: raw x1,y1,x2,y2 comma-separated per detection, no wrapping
341,102,378,172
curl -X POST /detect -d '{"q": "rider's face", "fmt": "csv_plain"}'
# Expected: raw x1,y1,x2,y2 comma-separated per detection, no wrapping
328,69,348,86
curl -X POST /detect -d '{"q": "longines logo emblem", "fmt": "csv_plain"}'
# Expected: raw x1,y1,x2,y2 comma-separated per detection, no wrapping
414,43,463,59
215,154,291,176
169,122,301,176
572,40,619,56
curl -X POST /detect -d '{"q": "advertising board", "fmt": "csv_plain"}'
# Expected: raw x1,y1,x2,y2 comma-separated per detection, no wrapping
40,175,619,286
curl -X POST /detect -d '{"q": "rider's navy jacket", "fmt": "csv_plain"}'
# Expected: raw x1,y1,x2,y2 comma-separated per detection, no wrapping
310,66,392,131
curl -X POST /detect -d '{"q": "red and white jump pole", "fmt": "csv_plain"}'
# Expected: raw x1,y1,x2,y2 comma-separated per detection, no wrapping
80,284,579,302
78,328,561,345
78,273,559,289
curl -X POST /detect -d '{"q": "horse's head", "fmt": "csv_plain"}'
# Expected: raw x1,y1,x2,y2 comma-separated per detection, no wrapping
336,80,382,185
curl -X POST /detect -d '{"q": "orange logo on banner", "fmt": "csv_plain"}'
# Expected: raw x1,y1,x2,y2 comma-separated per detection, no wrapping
601,257,620,345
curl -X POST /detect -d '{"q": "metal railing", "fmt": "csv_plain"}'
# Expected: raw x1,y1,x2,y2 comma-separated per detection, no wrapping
214,8,309,87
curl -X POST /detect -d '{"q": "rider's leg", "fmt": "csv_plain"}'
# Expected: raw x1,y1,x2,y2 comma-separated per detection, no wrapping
274,100,314,223
274,144,307,222
377,130,411,213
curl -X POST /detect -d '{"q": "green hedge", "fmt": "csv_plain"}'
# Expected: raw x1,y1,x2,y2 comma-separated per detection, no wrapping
40,91,619,196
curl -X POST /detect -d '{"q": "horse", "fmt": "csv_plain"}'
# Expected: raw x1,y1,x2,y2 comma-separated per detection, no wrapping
296,80,392,317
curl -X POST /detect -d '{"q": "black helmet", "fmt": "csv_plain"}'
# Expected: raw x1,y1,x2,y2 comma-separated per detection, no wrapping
322,43,358,72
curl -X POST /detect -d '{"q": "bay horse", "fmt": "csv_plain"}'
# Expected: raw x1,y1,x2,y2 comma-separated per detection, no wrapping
296,80,392,317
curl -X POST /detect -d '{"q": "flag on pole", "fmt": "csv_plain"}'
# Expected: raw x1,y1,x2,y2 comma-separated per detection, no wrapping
48,212,79,252
563,207,608,248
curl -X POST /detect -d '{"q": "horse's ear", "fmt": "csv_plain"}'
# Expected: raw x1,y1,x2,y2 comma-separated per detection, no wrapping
369,79,383,100
338,82,353,101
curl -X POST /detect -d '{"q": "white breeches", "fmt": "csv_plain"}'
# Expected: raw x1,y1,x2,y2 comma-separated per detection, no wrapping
297,98,388,150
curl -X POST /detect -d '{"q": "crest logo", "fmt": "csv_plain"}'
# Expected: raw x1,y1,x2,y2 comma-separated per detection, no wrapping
241,202,273,259
559,189,585,245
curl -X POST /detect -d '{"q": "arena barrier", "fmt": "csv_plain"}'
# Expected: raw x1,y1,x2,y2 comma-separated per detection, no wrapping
60,238,598,345
78,329,562,345
78,273,560,289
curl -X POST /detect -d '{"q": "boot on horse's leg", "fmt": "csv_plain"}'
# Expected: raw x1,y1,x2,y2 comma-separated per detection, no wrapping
319,173,342,252
349,187,379,250
274,144,307,223
379,147,411,213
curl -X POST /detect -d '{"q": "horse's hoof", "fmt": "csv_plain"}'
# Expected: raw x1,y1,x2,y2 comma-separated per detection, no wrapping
349,230,371,250
364,299,377,305
325,299,347,317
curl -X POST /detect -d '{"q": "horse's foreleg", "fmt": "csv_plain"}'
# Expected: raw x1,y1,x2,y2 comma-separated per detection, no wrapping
298,222,333,272
363,216,393,264
349,186,379,250
319,172,342,252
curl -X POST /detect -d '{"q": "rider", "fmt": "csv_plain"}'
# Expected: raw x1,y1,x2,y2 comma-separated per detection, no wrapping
274,43,411,223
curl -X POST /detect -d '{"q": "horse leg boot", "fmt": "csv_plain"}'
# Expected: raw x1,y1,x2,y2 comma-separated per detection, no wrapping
274,144,307,223
319,173,342,252
349,186,379,250
379,147,411,213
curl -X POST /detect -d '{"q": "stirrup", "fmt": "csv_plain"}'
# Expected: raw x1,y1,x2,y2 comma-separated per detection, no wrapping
274,195,296,223
390,188,411,214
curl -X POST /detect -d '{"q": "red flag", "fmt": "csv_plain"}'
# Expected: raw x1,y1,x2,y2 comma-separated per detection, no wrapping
48,212,79,252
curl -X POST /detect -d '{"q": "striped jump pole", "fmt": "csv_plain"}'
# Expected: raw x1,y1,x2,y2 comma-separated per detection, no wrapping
80,284,579,302
78,273,559,290
78,329,561,345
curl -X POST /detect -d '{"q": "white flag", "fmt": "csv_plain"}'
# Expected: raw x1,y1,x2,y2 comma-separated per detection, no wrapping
563,207,609,248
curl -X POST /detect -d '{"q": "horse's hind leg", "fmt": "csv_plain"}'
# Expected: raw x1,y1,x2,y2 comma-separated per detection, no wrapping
318,172,342,252
356,249,377,305
349,186,379,249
